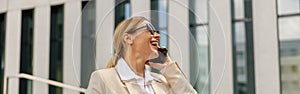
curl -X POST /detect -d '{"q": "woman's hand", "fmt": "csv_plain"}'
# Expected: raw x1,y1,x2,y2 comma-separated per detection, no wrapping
146,54,174,70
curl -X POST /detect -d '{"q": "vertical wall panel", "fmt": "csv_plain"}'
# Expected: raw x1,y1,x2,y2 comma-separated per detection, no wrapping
36,0,50,7
63,1,81,94
50,0,66,6
252,0,280,93
8,0,36,11
0,0,7,13
95,0,115,69
32,6,50,94
4,10,21,94
168,0,190,79
208,0,234,93
130,0,150,18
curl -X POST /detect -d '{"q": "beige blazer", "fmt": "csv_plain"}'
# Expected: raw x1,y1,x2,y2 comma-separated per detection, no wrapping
85,62,197,94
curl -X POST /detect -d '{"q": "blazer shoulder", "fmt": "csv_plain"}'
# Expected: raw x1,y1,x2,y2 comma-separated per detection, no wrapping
92,68,115,74
87,68,125,94
89,68,117,81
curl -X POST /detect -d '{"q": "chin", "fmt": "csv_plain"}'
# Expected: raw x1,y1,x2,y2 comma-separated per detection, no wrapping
148,50,159,59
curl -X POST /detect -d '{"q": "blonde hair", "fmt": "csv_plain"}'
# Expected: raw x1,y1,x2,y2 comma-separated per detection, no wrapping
106,16,149,68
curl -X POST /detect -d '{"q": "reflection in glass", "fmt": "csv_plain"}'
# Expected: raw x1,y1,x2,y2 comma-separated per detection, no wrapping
233,22,248,94
151,0,168,47
49,5,64,94
278,16,300,41
150,0,168,73
0,13,5,94
279,16,300,94
232,0,255,94
189,0,208,24
277,0,300,15
233,0,245,19
20,9,34,94
81,1,96,90
189,0,210,93
115,0,131,28
190,26,209,94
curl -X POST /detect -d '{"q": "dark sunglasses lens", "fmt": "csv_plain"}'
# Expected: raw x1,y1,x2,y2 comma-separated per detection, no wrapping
147,24,159,35
149,30,154,35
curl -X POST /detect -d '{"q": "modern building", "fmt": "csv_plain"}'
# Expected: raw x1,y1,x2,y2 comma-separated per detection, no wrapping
0,0,299,94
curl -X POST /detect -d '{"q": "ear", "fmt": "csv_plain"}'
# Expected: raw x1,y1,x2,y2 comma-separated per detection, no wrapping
124,33,133,45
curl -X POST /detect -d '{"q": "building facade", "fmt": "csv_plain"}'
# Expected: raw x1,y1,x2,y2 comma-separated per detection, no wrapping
0,0,299,94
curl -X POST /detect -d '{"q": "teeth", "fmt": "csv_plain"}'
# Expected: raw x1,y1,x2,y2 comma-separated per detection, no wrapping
151,42,158,46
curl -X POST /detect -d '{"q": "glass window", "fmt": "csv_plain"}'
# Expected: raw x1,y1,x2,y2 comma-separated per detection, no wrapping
277,0,300,15
81,0,96,90
49,5,64,94
189,26,209,94
189,0,208,24
151,0,168,47
150,0,169,73
278,5,300,93
114,0,131,57
278,16,300,41
20,9,34,94
233,0,245,19
232,0,255,94
0,13,6,94
189,0,209,93
115,0,131,28
233,22,251,94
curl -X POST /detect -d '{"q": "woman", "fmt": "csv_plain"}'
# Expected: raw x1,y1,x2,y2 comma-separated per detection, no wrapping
86,16,196,94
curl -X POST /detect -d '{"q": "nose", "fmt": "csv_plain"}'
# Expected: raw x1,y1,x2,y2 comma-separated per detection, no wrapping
153,32,160,39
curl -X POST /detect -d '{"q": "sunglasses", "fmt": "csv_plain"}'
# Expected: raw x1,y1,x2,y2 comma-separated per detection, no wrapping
130,23,160,35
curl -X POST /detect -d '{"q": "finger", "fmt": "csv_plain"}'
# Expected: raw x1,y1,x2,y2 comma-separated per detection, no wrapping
160,46,166,49
145,61,150,66
147,62,166,70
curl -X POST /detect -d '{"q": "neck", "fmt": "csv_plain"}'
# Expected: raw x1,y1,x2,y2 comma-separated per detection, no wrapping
123,49,146,77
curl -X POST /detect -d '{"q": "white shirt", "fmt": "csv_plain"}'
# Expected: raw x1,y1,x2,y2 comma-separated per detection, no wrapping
115,58,155,94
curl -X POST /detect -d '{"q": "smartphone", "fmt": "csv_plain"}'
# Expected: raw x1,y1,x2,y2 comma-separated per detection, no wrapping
148,47,168,63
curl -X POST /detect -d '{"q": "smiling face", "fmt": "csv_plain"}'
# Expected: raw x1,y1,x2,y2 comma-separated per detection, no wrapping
128,21,161,60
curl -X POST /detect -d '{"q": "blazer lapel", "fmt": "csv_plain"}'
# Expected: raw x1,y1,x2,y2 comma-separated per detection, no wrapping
151,80,168,94
123,79,143,94
100,69,129,93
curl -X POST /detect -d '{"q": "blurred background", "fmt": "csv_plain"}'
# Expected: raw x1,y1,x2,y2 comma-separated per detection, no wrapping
0,0,299,94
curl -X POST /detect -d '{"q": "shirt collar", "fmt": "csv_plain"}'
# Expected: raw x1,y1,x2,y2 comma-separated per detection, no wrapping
115,58,154,82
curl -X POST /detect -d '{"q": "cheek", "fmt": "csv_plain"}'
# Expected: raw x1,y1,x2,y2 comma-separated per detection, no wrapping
135,37,151,51
132,33,153,53
135,34,150,45
138,38,150,48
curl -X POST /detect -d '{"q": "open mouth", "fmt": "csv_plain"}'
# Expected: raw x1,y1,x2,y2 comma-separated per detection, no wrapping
150,40,159,49
151,42,158,46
